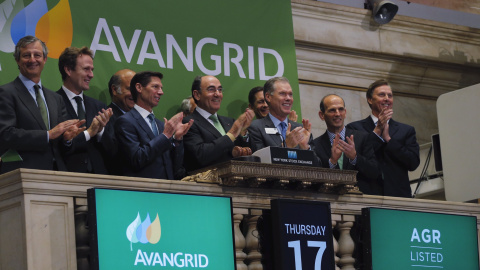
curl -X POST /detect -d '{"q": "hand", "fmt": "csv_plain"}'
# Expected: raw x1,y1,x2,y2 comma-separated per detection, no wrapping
87,108,113,137
49,119,83,140
330,134,343,164
382,121,391,142
285,123,306,148
95,108,113,132
163,112,184,138
338,134,357,160
63,120,87,141
174,119,194,140
298,119,311,150
288,110,298,122
229,109,254,138
373,107,393,136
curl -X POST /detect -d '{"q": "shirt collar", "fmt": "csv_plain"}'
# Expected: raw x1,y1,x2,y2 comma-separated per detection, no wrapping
268,113,288,129
62,85,84,100
134,104,152,120
195,106,217,120
326,126,346,145
370,114,390,125
18,73,41,92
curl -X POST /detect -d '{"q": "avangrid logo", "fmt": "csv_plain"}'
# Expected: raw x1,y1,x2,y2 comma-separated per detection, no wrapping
0,0,72,61
126,212,161,251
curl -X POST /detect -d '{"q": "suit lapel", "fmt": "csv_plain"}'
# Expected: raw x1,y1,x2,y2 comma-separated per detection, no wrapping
265,115,283,146
131,109,156,140
43,90,57,128
363,116,375,132
83,96,95,127
388,119,400,137
319,132,332,158
58,89,78,119
218,116,232,134
15,78,46,130
193,110,222,138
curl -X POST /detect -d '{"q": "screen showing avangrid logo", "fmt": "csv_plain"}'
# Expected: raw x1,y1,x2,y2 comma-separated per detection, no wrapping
89,189,235,269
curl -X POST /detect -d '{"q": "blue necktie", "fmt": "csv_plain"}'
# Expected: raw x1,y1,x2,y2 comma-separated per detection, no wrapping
279,122,287,141
148,114,158,136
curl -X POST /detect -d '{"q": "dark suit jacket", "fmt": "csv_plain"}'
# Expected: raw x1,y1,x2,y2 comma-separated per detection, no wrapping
57,88,111,174
0,77,68,173
347,117,420,198
115,108,183,179
248,114,310,152
102,103,125,175
311,128,381,195
182,109,241,172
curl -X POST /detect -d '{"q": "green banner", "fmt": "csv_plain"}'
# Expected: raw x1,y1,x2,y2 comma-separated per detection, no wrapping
0,0,299,119
90,189,235,269
366,208,479,270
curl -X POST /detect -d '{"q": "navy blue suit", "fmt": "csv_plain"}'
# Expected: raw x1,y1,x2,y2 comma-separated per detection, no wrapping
311,128,381,195
347,117,420,197
57,88,110,174
115,108,184,180
0,77,68,173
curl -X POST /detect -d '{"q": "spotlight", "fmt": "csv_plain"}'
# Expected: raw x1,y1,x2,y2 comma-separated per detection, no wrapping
365,0,399,25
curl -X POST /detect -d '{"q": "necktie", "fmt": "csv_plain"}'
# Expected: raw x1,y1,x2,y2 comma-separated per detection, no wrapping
147,114,159,136
209,114,226,135
73,96,86,121
34,85,48,128
338,153,344,170
279,122,287,140
279,122,287,147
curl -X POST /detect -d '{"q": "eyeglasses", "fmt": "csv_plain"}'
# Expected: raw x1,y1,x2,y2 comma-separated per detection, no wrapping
204,87,223,94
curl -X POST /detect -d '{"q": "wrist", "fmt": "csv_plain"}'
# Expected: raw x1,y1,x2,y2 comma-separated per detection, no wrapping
226,132,235,142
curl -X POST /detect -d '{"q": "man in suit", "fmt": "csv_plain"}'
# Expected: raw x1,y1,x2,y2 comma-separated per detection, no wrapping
248,85,297,121
57,46,113,174
103,69,135,175
107,69,136,121
182,75,254,172
347,79,420,197
311,94,380,194
115,71,193,179
0,36,84,173
248,77,312,153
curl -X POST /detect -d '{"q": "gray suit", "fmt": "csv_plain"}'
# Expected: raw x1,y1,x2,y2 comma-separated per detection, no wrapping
248,114,306,152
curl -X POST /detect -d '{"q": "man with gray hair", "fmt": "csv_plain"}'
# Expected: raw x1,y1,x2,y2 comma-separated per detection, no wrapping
0,36,84,173
248,77,314,154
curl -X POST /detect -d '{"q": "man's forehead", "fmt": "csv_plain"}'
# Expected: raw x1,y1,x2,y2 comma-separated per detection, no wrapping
201,76,221,88
274,81,291,91
374,85,392,94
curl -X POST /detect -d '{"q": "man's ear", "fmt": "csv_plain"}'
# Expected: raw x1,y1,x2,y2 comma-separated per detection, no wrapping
135,83,143,94
192,89,200,102
318,110,325,121
265,92,271,103
367,98,373,106
64,66,72,77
